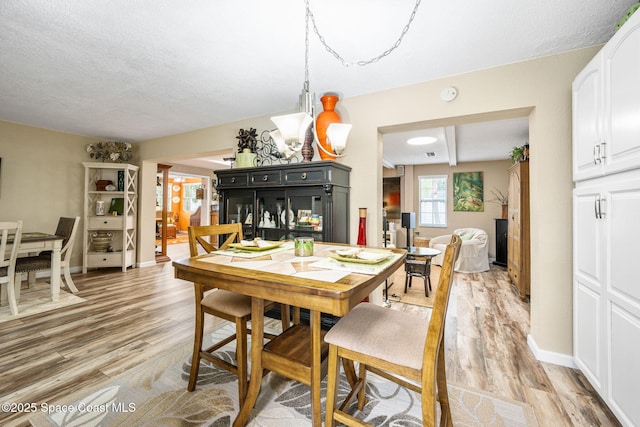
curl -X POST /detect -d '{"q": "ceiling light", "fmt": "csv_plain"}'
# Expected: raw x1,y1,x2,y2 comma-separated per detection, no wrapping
407,136,437,145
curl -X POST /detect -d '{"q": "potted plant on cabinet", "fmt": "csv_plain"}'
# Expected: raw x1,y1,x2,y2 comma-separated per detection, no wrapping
509,143,529,164
235,128,258,168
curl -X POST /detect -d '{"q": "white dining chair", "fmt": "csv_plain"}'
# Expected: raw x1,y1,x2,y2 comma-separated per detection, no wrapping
0,220,23,316
14,216,80,294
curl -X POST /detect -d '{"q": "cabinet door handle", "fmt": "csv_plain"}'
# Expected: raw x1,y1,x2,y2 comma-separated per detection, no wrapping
599,141,606,160
301,172,307,180
593,144,598,164
594,194,606,219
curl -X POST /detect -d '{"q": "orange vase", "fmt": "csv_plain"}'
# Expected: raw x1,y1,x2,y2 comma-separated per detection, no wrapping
315,94,341,160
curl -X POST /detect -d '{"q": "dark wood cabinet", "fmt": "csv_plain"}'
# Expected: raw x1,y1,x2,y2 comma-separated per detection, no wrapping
214,161,351,244
494,218,508,267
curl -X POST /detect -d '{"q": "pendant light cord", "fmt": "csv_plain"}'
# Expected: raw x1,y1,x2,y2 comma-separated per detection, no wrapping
305,0,422,67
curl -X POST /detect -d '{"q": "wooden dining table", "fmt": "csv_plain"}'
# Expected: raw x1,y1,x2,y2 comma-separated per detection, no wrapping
173,241,406,426
7,232,63,300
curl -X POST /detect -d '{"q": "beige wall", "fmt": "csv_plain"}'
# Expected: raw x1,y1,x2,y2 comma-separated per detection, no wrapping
384,160,511,255
0,121,97,269
0,45,601,361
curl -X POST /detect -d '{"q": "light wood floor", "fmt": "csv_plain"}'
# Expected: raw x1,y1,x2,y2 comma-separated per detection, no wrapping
0,244,620,426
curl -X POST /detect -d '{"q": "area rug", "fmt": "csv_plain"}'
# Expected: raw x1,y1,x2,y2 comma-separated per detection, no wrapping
0,281,86,324
385,265,441,307
29,323,538,427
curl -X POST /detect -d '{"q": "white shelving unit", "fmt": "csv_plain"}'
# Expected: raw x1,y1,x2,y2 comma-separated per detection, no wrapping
82,162,139,273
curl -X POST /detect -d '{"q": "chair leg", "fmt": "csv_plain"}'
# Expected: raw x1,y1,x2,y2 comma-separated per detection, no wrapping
13,275,22,301
424,275,430,297
28,272,36,288
6,276,19,315
324,345,340,427
280,304,291,330
235,317,248,408
356,362,368,411
188,298,205,392
404,273,409,293
437,341,453,427
63,267,79,293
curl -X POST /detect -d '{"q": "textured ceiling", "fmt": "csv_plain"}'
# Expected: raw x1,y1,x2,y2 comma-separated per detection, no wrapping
0,0,636,165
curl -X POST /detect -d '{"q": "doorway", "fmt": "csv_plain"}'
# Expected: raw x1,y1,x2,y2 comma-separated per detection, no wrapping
155,169,210,262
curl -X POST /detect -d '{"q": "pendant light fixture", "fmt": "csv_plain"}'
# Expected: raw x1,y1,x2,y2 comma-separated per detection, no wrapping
270,0,422,161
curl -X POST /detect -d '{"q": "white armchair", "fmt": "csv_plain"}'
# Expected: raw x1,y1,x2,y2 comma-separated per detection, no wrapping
429,227,490,273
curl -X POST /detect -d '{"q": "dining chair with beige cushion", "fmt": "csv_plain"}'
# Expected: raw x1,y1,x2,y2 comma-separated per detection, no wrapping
324,234,461,427
0,220,23,316
187,223,292,407
15,216,80,295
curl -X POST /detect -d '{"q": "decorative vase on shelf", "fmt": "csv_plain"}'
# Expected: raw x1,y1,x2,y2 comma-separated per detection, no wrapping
315,94,342,161
357,208,367,246
236,148,257,168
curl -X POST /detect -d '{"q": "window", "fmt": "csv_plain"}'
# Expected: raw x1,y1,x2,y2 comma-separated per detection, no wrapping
183,183,202,212
418,175,447,227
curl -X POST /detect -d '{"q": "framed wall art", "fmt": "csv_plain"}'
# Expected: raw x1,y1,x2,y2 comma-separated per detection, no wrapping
453,171,484,212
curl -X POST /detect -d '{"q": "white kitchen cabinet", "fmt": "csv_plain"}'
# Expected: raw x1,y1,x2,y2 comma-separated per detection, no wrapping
573,168,640,427
82,162,139,273
573,10,640,427
573,13,640,182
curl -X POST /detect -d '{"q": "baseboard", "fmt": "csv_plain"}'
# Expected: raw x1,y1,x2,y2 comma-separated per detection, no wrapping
527,334,577,368
138,260,157,268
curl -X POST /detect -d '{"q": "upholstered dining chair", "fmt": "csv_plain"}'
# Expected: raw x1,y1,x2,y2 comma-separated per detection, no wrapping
324,234,462,427
187,223,291,407
14,216,80,295
0,220,23,316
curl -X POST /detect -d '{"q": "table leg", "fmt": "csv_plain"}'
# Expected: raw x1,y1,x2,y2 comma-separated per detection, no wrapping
50,240,62,301
233,297,265,427
310,310,323,426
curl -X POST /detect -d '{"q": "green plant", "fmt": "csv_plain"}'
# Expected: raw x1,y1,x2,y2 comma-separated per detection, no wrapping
510,146,524,163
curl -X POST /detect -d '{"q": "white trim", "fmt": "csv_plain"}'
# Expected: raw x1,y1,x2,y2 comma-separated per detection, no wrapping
138,260,157,268
527,334,577,368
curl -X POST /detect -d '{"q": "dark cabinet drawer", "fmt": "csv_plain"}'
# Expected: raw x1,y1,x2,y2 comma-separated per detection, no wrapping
250,170,281,186
284,167,327,184
218,172,248,188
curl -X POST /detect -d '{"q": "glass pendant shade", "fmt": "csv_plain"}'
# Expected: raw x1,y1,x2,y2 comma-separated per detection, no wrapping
271,112,313,147
269,130,295,160
326,123,352,155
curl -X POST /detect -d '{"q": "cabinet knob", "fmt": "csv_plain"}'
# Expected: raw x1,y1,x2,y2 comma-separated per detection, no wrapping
262,175,268,181
231,177,236,183
301,172,307,180
103,221,108,224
